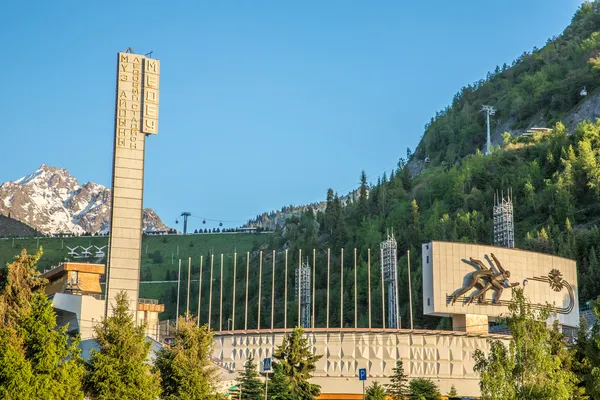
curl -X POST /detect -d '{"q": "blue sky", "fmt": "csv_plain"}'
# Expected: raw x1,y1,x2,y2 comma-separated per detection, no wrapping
0,0,584,231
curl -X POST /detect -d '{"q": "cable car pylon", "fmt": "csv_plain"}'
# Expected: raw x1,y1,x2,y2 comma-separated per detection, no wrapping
180,212,191,234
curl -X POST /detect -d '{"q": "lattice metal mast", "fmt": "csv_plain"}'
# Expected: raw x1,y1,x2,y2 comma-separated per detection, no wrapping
481,105,496,155
493,189,515,248
295,257,311,328
381,232,399,329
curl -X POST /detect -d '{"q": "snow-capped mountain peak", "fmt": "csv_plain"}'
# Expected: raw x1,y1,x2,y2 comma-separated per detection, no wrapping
0,165,167,235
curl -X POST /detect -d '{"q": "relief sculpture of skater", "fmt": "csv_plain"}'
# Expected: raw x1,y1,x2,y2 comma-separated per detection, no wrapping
450,253,520,305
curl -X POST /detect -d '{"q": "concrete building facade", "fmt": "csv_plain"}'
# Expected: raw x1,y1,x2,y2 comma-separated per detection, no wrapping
212,328,509,398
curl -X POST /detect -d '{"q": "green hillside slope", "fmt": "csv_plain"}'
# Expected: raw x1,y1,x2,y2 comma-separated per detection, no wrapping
0,233,268,321
416,2,600,165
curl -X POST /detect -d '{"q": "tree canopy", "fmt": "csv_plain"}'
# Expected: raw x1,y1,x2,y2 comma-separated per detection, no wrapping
270,327,322,400
474,288,581,400
84,291,160,400
155,316,220,399
236,355,263,400
0,249,85,400
365,381,386,400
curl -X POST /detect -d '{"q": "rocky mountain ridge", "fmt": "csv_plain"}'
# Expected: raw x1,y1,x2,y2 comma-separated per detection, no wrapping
0,165,168,235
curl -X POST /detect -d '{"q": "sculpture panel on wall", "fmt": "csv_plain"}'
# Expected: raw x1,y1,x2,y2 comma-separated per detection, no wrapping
447,253,575,315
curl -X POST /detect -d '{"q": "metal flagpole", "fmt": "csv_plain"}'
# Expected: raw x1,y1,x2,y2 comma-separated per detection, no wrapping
284,249,288,331
298,249,302,328
208,254,214,329
187,257,191,316
312,248,316,328
176,258,181,328
340,248,344,329
354,248,357,329
258,251,262,329
232,253,237,330
380,248,386,329
220,254,223,331
395,253,400,329
271,250,276,330
368,249,372,329
408,250,413,330
326,248,330,329
245,252,249,330
197,255,203,326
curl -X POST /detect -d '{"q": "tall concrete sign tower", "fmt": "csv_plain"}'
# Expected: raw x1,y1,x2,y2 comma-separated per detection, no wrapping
105,50,160,320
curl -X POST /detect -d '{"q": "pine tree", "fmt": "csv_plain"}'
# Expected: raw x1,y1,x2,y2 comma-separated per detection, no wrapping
0,249,45,327
332,194,347,250
401,163,412,191
267,363,293,400
447,384,458,397
365,381,386,400
155,316,220,399
85,291,161,400
236,355,263,400
271,327,322,399
0,250,85,400
386,360,409,399
582,298,600,398
358,170,369,218
408,378,441,400
324,188,335,235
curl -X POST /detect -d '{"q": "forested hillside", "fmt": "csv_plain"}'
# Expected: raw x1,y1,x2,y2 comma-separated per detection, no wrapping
416,2,600,165
251,3,600,330
265,119,600,330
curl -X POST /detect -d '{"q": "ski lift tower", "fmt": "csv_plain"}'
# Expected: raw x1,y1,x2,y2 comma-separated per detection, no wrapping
381,232,399,329
493,190,515,248
295,258,311,328
180,212,191,234
481,105,496,155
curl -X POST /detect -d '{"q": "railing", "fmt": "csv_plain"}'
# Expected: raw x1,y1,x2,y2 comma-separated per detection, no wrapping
138,298,158,305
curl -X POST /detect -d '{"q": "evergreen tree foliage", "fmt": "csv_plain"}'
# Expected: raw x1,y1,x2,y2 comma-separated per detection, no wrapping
572,317,592,397
386,360,409,399
84,291,160,400
0,249,45,326
155,316,220,399
0,249,85,400
408,378,441,400
267,362,293,400
581,298,600,398
236,355,263,400
365,381,386,400
359,170,369,219
473,288,581,400
271,327,322,399
447,384,458,397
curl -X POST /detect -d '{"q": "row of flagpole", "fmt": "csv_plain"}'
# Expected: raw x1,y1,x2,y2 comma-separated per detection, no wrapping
174,248,414,331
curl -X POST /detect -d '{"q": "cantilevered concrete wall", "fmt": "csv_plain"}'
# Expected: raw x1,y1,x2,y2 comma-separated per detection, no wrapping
422,241,579,330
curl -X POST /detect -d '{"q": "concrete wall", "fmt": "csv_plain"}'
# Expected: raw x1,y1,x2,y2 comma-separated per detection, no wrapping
213,329,509,397
52,293,105,339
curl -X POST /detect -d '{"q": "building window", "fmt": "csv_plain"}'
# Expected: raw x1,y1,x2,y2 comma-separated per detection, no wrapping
427,298,430,306
426,256,429,264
